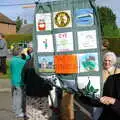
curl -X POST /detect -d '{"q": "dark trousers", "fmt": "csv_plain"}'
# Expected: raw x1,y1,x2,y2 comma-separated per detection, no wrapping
0,56,7,74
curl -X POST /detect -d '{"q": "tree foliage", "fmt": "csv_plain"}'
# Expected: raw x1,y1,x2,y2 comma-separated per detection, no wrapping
97,6,119,37
5,34,32,48
16,16,23,32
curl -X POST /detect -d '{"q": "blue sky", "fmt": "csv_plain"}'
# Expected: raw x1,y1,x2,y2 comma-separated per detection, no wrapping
0,0,35,23
0,0,120,26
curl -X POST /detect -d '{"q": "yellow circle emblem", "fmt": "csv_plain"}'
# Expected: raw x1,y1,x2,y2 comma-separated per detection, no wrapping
55,11,70,27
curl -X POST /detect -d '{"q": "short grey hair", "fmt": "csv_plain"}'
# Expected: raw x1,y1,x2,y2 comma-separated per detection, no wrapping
103,52,117,65
12,47,23,56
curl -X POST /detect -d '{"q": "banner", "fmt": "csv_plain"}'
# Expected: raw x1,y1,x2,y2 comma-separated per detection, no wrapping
33,0,102,97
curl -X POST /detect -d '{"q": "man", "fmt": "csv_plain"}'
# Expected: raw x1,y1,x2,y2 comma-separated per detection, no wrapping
10,47,26,118
0,33,8,75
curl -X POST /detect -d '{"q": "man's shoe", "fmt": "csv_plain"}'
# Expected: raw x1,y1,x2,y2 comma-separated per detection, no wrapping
24,114,29,119
16,113,24,118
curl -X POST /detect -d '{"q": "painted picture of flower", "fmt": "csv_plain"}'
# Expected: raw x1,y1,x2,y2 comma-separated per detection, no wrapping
77,76,100,97
78,53,99,72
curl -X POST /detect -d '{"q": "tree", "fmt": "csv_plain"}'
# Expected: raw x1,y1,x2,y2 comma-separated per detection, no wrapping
97,7,119,37
16,16,23,32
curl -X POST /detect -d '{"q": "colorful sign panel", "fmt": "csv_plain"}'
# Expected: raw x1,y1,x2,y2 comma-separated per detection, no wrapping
54,54,78,74
37,35,54,52
38,56,54,72
55,32,74,52
78,53,99,72
53,10,72,28
75,8,94,26
34,0,102,97
77,76,100,97
77,30,97,50
36,13,51,31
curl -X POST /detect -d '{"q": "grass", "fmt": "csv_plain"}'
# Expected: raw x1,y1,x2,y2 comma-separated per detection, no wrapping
0,60,11,79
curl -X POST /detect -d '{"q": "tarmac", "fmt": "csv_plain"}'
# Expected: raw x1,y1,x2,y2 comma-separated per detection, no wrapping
0,79,11,92
0,78,88,120
0,79,24,120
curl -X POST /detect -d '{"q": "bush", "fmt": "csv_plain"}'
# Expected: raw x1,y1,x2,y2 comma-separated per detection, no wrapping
103,25,119,37
5,34,32,48
104,37,120,56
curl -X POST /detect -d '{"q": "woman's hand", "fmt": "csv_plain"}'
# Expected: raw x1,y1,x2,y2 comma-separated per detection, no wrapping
100,96,116,105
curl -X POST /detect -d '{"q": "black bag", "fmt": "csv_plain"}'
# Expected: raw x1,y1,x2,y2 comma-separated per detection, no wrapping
22,58,53,97
24,68,53,97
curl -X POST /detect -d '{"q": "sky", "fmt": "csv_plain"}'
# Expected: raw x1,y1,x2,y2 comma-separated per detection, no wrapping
0,0,120,26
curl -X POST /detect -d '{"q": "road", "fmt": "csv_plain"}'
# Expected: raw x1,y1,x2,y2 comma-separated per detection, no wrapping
0,79,24,120
0,92,17,120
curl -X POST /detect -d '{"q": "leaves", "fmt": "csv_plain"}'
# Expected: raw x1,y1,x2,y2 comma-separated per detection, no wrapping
82,60,96,71
16,16,23,32
97,6,119,37
82,80,99,98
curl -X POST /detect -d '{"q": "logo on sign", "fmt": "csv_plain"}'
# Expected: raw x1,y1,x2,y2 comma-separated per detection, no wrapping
38,19,46,31
55,12,70,27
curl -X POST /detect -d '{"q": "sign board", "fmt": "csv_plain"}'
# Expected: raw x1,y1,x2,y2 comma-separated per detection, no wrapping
33,0,102,98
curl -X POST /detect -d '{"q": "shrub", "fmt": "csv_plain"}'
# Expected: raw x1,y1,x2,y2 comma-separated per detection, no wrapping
104,37,120,56
5,34,32,48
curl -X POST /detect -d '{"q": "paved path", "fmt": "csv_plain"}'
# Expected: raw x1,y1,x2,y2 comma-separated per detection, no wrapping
0,92,16,120
0,79,25,120
0,79,11,92
0,79,88,120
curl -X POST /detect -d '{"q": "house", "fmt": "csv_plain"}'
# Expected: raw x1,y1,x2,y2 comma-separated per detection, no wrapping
0,12,16,34
17,24,33,34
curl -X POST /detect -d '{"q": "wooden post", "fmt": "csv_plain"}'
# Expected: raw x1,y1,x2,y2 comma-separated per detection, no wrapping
59,91,74,120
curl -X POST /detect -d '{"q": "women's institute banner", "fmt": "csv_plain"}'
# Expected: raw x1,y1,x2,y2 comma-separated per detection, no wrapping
34,0,102,97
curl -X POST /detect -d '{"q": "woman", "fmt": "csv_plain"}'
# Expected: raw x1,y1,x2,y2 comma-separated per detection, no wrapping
22,57,53,120
103,52,120,82
94,52,120,119
93,52,120,120
79,52,120,120
98,73,120,120
77,73,120,120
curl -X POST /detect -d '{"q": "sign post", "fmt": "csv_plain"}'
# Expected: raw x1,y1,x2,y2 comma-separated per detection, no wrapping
33,0,102,119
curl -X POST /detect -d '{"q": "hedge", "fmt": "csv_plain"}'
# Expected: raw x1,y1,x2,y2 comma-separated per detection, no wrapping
5,34,32,48
104,37,120,56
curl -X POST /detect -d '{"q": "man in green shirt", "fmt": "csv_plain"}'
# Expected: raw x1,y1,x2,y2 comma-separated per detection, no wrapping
10,47,26,118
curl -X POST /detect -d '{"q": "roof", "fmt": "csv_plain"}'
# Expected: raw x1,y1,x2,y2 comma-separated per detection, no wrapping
0,13,16,25
17,24,33,34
